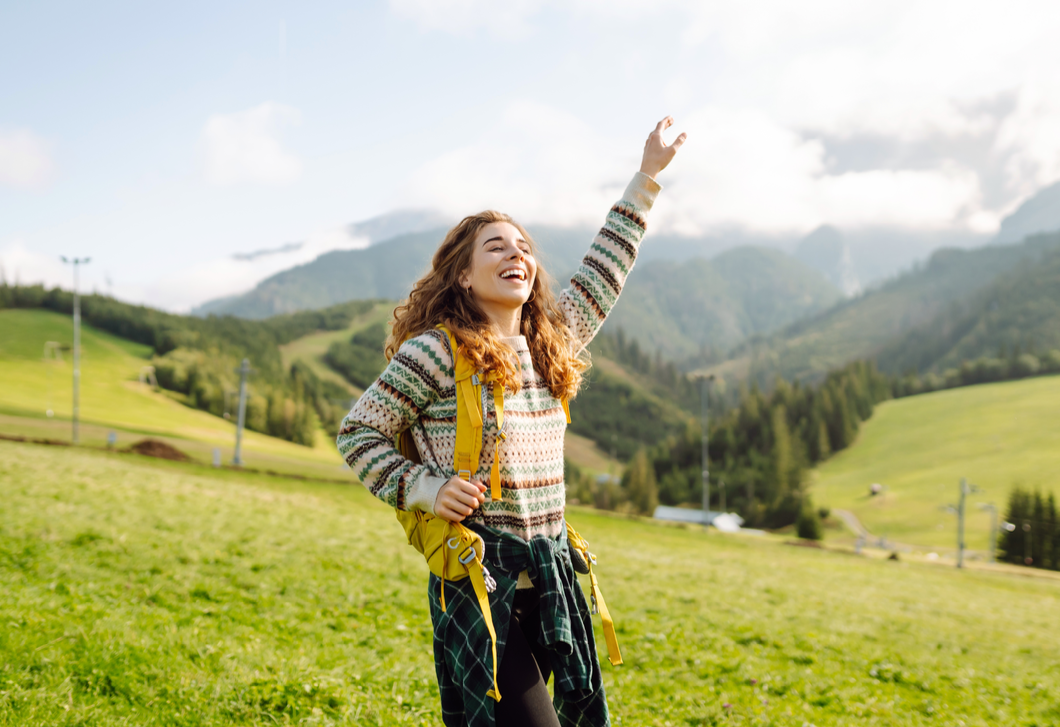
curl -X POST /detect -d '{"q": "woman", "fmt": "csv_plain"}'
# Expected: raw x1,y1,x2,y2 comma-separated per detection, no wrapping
337,117,686,727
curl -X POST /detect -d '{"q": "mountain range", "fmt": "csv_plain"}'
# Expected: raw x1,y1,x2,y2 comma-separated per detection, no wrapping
191,177,1060,377
714,231,1060,384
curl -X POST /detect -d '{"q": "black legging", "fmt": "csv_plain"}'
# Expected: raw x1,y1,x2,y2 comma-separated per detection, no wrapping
494,588,561,727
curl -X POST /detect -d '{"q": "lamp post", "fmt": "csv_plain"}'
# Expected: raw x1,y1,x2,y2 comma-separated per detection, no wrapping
695,373,716,526
60,256,90,444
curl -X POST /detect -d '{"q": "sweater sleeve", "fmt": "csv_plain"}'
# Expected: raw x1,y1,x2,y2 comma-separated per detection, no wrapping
558,171,661,351
336,331,451,513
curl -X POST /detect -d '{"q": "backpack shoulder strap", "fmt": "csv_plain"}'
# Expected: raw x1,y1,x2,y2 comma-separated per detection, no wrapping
437,325,486,486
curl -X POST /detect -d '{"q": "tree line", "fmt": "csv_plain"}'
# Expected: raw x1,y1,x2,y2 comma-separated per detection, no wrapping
569,359,892,531
892,347,1060,398
0,284,375,445
1000,487,1060,571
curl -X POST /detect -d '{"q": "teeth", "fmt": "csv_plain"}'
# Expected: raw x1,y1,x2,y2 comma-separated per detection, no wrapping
501,270,525,280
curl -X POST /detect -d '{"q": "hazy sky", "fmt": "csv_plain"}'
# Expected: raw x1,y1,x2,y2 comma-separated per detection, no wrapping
3,0,1060,310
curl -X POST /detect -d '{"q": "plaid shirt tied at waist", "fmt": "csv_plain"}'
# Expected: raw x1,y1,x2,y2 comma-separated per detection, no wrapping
428,522,611,727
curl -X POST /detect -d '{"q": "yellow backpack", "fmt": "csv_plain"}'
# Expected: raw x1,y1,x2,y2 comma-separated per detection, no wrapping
394,325,622,703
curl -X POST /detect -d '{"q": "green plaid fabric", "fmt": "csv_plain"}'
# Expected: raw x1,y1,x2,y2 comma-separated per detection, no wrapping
428,522,610,727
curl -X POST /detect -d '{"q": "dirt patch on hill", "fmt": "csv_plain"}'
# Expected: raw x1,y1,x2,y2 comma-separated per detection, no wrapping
126,438,191,462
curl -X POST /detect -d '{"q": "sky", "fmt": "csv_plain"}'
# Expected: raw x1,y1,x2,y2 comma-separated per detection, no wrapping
3,0,1060,311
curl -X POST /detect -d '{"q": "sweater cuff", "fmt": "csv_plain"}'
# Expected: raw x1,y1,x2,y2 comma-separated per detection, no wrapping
406,470,448,515
624,171,662,212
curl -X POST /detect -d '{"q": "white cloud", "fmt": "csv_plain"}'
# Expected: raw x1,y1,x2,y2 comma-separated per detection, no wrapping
0,240,67,287
387,0,1060,236
398,101,632,226
0,129,54,188
401,101,984,235
199,102,302,186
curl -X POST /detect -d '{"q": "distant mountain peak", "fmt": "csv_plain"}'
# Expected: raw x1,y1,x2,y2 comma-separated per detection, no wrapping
994,180,1060,245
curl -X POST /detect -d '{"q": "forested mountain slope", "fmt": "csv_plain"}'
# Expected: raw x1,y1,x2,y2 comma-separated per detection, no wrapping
875,238,1060,374
192,221,841,363
715,232,1060,384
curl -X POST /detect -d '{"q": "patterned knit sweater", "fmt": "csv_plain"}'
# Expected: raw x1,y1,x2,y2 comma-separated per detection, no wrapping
337,172,660,541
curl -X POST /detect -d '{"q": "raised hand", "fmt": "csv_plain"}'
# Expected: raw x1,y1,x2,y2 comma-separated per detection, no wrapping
434,475,487,522
640,116,687,180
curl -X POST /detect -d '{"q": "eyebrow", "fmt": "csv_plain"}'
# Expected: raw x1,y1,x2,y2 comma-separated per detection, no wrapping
482,236,529,247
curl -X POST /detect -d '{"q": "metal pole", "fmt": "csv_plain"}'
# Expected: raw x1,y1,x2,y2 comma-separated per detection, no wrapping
61,256,90,444
957,478,967,568
232,358,250,466
699,374,714,526
73,262,80,444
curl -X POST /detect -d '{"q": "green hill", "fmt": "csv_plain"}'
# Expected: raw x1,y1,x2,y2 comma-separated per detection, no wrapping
3,441,1059,725
810,374,1060,552
716,232,1060,384
0,309,345,478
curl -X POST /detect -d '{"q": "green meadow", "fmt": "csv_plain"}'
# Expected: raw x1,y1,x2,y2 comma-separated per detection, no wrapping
2,441,1059,726
811,375,1060,553
0,309,345,478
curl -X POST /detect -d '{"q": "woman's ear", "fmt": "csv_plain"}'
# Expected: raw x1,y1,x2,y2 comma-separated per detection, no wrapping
458,270,471,290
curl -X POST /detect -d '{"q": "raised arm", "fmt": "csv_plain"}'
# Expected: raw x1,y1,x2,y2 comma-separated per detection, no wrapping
559,116,686,350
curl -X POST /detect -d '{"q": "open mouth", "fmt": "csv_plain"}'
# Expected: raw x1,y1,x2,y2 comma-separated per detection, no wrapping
500,268,527,282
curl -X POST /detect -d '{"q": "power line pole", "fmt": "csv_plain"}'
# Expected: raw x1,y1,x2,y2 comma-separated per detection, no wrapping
232,358,252,466
61,256,90,444
696,374,715,527
954,478,980,568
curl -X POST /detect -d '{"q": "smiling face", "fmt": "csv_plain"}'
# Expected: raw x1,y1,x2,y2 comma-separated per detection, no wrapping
460,221,538,317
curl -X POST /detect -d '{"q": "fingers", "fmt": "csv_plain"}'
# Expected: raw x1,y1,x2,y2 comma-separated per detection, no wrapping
671,132,687,151
654,115,674,135
436,476,486,522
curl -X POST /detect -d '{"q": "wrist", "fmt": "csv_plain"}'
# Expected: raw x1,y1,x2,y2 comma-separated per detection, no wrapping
639,164,658,180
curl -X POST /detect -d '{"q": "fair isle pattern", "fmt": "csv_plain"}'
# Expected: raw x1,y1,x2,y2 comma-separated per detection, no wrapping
337,172,660,542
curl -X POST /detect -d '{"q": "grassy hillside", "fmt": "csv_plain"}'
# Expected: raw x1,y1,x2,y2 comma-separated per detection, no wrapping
0,309,344,478
3,442,1059,725
811,374,1060,551
717,232,1060,384
277,300,394,398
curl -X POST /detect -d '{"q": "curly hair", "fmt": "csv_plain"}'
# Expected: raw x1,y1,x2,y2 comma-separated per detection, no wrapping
386,211,587,400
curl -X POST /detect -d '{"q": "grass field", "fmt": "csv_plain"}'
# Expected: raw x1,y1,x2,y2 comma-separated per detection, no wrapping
2,440,1059,726
277,300,393,399
0,309,346,478
811,374,1060,553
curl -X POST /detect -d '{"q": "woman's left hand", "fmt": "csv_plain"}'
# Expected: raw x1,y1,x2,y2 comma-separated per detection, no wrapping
640,116,687,180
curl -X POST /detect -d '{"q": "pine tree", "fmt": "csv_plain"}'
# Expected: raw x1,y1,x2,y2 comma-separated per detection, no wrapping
622,449,659,516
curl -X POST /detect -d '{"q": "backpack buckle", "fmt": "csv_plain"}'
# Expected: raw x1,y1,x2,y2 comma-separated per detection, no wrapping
458,470,472,480
458,548,477,565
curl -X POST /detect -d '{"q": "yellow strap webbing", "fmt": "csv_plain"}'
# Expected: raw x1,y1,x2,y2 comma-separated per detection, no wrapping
587,563,622,666
469,560,502,701
490,383,505,501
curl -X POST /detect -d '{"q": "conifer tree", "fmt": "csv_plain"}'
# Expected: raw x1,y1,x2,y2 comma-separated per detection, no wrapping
622,449,659,516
